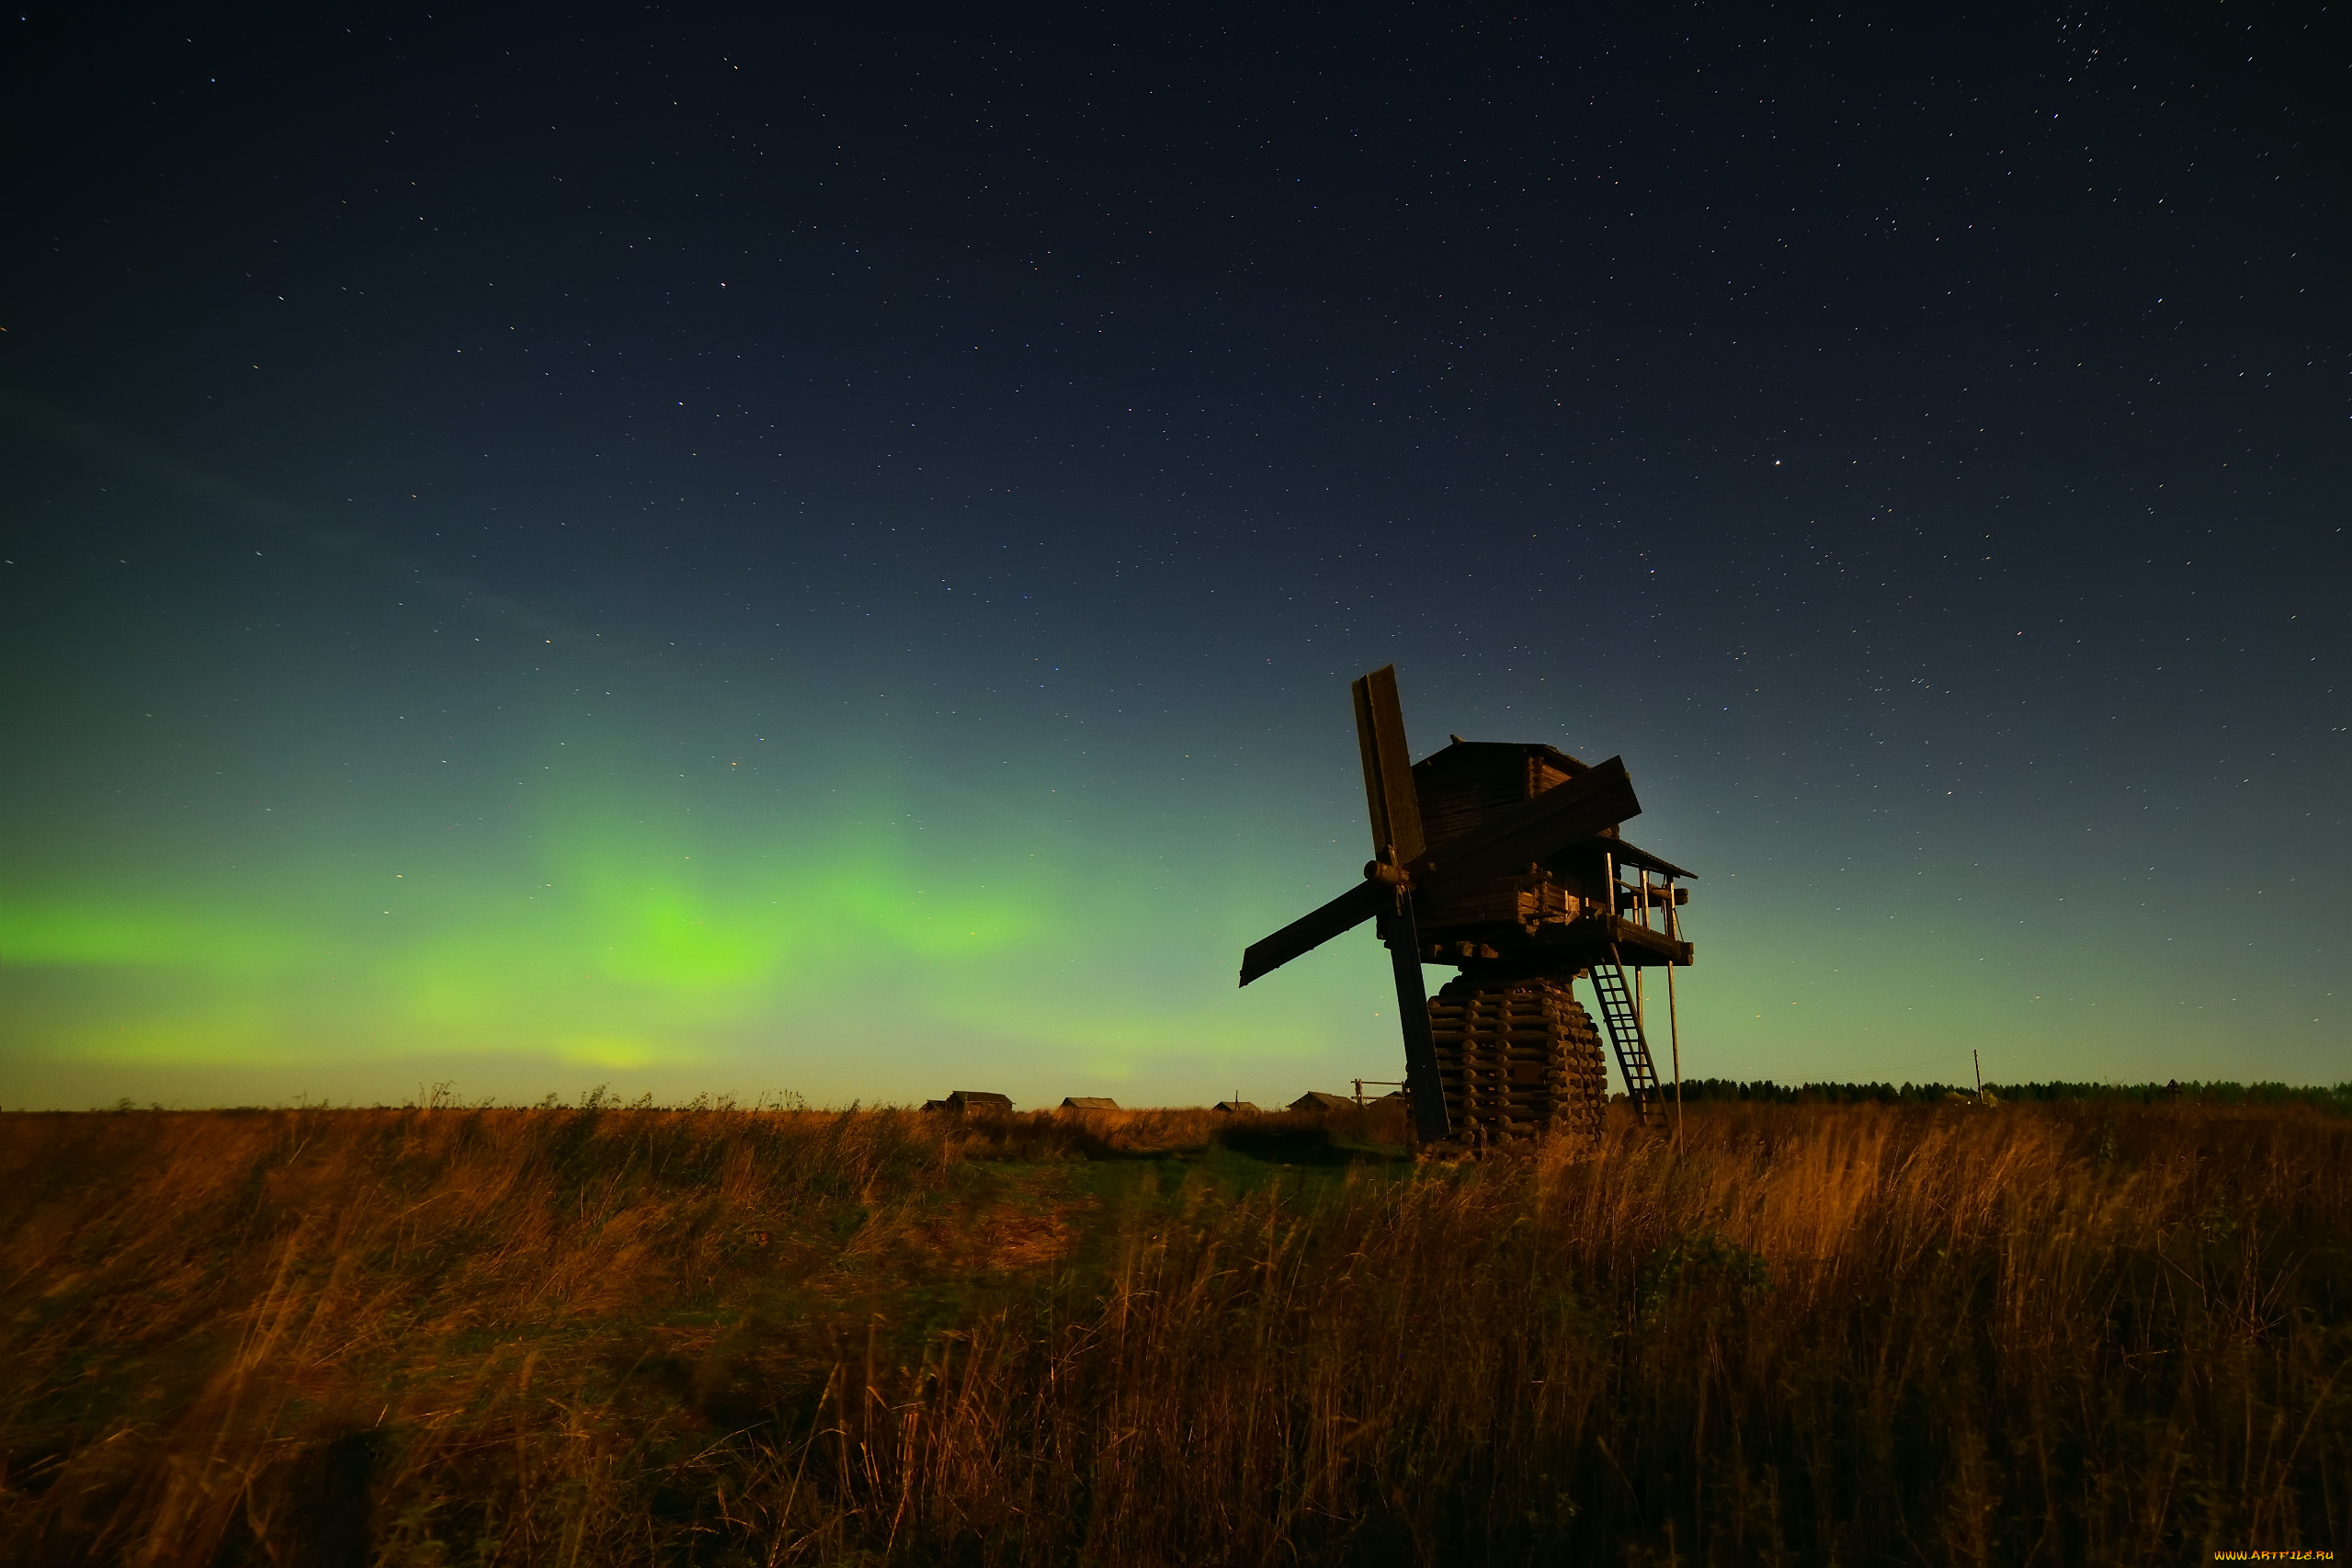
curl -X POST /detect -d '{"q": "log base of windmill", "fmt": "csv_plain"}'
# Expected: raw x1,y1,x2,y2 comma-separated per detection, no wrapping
1424,974,1608,1149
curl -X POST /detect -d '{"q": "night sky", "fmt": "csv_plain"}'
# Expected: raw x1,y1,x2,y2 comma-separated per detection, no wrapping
3,5,2345,1110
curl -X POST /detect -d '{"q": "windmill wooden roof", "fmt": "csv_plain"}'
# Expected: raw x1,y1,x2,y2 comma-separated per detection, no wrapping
1410,741,1694,880
1414,738,1591,775
1588,835,1697,881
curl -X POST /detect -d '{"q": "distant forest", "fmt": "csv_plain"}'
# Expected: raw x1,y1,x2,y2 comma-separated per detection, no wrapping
1659,1078,2352,1110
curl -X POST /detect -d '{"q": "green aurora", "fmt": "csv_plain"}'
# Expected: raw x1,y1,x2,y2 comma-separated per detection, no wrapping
0,668,1407,1104
5,653,2338,1109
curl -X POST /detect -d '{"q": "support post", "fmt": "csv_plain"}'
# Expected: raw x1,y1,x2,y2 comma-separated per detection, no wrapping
1668,960,1683,1153
1383,895,1451,1145
1666,883,1684,1152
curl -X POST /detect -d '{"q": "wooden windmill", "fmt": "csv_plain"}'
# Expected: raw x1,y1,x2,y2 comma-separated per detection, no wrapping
1239,665,1694,1148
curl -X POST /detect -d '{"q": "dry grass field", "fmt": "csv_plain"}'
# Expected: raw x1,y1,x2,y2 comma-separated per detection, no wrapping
1,1096,2346,1565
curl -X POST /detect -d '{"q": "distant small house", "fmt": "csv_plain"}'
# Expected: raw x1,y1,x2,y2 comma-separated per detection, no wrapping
1061,1096,1119,1110
1290,1091,1353,1113
923,1090,1014,1114
1212,1099,1260,1115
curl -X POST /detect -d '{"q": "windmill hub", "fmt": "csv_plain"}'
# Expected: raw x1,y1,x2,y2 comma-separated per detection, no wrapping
1239,665,1695,1151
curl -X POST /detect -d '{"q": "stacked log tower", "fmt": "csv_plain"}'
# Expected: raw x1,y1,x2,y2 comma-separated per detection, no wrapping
1426,974,1608,1145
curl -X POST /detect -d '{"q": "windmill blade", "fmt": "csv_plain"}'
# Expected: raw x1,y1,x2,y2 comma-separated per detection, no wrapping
1351,665,1426,867
1413,756,1642,907
1238,878,1389,987
1381,893,1452,1142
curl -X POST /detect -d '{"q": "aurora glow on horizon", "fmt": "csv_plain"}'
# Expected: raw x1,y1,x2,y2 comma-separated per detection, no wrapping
3,7,2345,1109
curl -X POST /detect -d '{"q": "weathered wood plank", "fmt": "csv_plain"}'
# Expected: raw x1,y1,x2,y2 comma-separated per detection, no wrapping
1411,759,1641,908
1237,879,1387,986
1351,665,1426,866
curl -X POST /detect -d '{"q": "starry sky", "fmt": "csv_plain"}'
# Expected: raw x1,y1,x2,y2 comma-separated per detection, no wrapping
2,4,2345,1110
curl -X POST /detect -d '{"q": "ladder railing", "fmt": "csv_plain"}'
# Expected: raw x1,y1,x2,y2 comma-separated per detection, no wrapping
1587,948,1663,1124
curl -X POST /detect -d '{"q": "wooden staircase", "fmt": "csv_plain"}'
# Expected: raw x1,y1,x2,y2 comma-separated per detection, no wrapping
1585,949,1663,1124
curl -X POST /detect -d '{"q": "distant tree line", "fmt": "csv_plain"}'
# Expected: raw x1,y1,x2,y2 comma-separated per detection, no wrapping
1654,1079,2352,1112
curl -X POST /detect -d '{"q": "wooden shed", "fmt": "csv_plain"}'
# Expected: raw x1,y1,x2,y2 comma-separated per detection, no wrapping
1212,1099,1260,1115
1060,1096,1119,1110
922,1090,1014,1114
1290,1091,1354,1113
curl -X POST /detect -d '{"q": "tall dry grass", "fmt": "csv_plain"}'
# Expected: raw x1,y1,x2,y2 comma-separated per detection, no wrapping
1,1100,2345,1564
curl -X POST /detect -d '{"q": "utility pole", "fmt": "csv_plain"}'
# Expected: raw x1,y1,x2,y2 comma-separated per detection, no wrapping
1972,1050,1985,1105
